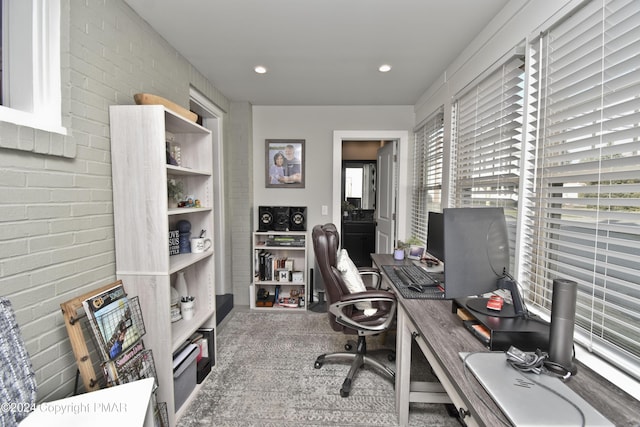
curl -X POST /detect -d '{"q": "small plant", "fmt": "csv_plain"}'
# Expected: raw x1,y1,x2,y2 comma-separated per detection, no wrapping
341,200,356,212
167,179,184,202
396,236,423,249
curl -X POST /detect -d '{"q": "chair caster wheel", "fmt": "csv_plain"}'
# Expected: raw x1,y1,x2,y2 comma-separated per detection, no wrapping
345,343,352,351
388,354,396,362
341,378,352,397
314,361,323,369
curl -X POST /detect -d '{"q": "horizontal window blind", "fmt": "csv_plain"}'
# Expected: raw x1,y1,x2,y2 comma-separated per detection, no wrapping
524,0,640,378
411,109,444,243
453,56,525,210
452,56,525,267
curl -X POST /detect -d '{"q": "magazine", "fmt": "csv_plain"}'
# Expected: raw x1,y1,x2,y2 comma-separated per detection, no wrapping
103,341,157,387
83,283,143,361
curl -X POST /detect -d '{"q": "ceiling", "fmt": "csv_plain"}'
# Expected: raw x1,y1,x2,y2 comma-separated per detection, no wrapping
124,0,509,106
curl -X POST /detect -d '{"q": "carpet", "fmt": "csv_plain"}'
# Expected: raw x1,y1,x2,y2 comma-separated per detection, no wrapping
177,310,459,427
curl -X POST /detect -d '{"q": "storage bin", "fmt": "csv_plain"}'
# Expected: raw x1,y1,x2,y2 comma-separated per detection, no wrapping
173,344,199,411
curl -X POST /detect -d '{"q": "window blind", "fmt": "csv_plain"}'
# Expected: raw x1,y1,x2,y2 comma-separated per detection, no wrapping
453,56,525,210
524,0,640,378
452,56,525,267
411,109,444,243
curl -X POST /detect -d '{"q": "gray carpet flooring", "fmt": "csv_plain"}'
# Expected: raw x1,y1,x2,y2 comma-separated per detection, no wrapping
177,310,459,426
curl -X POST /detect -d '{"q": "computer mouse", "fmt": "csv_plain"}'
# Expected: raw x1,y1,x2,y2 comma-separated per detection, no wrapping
407,284,424,293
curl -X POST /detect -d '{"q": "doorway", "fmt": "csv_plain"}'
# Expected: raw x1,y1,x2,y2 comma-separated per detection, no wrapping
342,159,377,266
332,130,410,256
189,87,232,324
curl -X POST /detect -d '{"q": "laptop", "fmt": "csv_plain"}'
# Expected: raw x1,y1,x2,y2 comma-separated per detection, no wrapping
460,352,613,426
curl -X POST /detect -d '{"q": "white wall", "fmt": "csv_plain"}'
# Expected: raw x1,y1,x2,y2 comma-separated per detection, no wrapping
249,105,413,303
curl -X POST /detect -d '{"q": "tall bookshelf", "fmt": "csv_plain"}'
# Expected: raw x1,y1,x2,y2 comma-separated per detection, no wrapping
251,231,308,310
109,105,216,427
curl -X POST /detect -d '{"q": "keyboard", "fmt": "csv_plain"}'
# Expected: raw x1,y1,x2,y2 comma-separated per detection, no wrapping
381,265,446,300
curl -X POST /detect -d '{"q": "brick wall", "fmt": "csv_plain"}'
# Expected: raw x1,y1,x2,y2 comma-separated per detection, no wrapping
0,0,231,402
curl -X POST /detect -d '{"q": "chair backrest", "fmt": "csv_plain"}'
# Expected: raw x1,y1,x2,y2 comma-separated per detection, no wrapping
312,224,353,331
0,298,37,426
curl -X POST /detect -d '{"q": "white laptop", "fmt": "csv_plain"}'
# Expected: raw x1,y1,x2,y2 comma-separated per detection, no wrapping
460,352,613,427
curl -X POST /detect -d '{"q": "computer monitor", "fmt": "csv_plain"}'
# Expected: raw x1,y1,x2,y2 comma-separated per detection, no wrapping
442,207,526,317
426,211,444,262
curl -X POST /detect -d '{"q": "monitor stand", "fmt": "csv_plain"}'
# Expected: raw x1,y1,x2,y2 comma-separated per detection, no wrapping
453,298,550,352
466,298,519,318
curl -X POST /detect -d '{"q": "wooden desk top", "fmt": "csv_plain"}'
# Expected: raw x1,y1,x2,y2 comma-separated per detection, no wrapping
372,254,640,426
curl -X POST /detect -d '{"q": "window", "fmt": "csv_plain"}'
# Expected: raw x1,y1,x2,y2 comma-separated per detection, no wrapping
452,55,525,210
451,55,525,266
410,109,444,243
524,0,640,379
1,0,65,136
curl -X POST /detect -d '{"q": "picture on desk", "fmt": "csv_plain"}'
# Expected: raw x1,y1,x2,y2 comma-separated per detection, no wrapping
407,245,425,260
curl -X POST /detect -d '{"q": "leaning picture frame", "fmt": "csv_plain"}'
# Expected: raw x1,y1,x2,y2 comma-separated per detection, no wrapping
265,139,305,188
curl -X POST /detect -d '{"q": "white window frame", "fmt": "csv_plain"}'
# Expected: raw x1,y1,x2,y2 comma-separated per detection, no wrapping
1,0,66,135
410,108,444,243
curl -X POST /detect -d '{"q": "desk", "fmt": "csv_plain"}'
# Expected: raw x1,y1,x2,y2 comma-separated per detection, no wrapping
372,254,639,426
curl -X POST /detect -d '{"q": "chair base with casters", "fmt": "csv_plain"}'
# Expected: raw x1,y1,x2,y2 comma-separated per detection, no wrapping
311,223,398,397
314,334,395,397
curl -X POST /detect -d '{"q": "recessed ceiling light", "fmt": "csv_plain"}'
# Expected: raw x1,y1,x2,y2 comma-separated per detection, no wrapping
378,64,392,73
254,66,267,74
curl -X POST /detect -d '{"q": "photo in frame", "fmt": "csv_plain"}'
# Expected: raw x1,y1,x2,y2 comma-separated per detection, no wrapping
265,139,305,188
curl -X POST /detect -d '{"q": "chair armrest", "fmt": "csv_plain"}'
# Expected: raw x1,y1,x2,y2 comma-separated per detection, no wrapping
329,290,396,334
358,267,382,289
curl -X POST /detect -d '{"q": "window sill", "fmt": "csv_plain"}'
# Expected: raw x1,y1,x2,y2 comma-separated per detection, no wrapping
0,106,68,136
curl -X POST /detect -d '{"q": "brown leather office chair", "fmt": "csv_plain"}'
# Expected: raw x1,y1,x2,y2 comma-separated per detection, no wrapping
312,223,396,397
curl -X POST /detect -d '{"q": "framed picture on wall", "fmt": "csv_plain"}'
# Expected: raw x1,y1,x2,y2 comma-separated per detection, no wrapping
265,139,305,188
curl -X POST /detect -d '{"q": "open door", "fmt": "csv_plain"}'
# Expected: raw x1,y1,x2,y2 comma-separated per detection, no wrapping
376,141,396,254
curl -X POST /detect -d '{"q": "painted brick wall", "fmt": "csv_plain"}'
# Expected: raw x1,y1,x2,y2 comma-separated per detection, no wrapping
0,0,231,402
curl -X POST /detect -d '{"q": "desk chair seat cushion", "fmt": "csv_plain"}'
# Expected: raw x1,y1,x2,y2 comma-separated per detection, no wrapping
0,298,37,426
336,249,376,315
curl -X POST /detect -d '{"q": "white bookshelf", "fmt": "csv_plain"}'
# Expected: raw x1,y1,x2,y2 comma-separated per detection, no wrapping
109,105,216,427
251,231,308,311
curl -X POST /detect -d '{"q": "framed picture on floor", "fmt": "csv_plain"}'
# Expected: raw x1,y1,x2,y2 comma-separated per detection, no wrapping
265,139,305,188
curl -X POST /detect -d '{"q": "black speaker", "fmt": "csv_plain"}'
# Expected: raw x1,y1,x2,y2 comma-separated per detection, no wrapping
289,206,307,231
273,207,290,231
258,206,274,231
549,278,578,375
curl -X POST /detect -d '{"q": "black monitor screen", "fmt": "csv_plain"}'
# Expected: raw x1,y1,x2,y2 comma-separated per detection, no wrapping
426,211,444,262
443,207,509,299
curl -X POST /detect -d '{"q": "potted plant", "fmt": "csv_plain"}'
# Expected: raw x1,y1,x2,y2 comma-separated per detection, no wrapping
341,200,356,218
167,179,184,208
396,236,423,260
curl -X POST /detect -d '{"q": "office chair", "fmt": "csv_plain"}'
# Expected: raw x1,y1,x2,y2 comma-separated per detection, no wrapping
311,223,396,397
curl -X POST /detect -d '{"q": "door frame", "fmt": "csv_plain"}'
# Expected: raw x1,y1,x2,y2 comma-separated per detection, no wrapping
332,130,409,246
189,87,228,298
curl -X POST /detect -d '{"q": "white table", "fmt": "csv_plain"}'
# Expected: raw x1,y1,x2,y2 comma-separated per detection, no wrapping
20,378,155,427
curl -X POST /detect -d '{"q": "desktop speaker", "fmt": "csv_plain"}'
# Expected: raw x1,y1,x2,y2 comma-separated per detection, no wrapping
273,207,290,231
258,206,274,231
548,278,578,375
289,206,307,231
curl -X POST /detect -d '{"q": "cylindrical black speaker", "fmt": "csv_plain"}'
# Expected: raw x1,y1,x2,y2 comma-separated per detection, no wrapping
549,278,578,374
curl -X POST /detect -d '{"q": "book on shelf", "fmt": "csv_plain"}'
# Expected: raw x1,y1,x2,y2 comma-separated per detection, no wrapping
83,282,145,361
256,250,290,281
